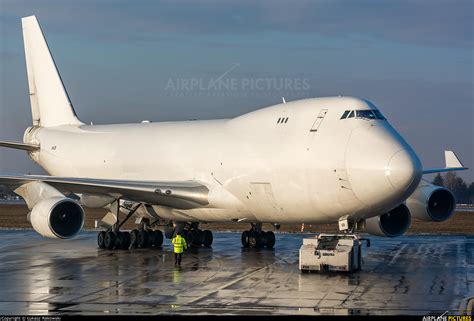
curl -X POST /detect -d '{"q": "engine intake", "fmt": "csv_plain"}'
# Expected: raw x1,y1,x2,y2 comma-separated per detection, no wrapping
362,204,411,237
406,182,455,222
30,197,85,239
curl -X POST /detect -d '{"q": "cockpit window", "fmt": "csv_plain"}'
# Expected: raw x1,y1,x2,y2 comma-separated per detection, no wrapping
340,110,350,119
356,110,376,120
373,110,386,120
342,107,385,121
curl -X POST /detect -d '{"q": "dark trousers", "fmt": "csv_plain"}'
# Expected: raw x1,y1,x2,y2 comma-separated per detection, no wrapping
174,253,182,265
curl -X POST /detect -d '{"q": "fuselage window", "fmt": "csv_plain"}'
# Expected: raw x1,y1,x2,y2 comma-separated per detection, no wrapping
277,117,281,124
340,110,350,119
284,117,289,123
347,110,355,118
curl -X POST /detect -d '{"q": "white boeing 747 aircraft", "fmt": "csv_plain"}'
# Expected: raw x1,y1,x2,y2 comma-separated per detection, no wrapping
0,16,468,250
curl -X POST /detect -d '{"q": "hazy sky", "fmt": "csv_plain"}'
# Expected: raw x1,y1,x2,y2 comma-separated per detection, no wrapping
0,0,473,181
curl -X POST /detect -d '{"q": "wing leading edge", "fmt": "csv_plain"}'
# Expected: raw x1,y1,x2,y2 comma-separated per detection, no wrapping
0,174,209,209
0,140,39,152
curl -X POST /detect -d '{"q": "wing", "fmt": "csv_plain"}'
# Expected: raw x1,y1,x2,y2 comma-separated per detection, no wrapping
422,150,468,174
0,140,39,152
0,174,209,209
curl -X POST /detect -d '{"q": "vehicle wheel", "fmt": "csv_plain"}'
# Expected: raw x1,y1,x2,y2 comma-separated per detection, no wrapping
152,230,163,248
265,231,275,248
241,231,250,248
104,231,116,250
137,229,149,248
97,231,106,249
202,230,213,247
130,229,139,248
121,231,131,249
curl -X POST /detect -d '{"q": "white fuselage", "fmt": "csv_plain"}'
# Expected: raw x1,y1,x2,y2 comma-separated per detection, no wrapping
27,97,422,224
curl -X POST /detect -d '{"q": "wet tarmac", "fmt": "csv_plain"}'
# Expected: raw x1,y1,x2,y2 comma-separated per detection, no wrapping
0,230,472,315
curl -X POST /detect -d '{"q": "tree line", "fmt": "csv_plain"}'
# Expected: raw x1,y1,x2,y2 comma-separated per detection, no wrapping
432,172,474,204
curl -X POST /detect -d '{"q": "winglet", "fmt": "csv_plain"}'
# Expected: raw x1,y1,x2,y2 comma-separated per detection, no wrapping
445,150,464,168
422,150,468,174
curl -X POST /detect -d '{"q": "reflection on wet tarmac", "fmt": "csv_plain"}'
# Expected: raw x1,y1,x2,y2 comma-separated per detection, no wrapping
0,230,472,315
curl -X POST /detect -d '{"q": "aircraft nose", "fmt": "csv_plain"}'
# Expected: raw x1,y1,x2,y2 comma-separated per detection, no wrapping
345,124,422,209
387,149,422,193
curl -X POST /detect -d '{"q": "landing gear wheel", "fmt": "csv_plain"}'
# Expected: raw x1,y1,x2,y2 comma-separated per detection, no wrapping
241,230,250,248
249,231,262,248
152,230,163,248
195,230,204,245
137,229,149,248
97,231,106,249
121,231,131,249
186,229,197,247
265,231,275,249
114,231,124,249
130,229,139,248
104,231,116,250
203,230,213,247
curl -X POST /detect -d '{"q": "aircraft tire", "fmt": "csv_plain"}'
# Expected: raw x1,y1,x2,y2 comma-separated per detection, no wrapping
152,230,163,248
202,230,213,247
195,229,204,245
114,231,124,249
130,229,139,248
121,231,131,249
265,231,275,248
187,229,197,247
97,231,106,249
137,229,148,248
241,231,250,248
104,231,116,250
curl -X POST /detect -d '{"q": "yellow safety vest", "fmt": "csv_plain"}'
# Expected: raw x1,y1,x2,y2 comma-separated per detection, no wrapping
172,235,187,254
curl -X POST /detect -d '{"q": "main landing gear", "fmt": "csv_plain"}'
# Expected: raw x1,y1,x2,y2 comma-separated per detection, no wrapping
98,228,164,250
182,223,213,248
241,223,275,249
97,200,164,250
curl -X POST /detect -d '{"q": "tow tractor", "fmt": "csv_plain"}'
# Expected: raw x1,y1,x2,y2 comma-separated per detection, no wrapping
299,217,370,273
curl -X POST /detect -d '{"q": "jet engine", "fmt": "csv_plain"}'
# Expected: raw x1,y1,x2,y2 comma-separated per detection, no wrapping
406,182,455,222
362,204,411,237
30,197,85,239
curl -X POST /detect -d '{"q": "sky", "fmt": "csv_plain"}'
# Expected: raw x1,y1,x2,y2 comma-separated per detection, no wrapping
0,0,473,181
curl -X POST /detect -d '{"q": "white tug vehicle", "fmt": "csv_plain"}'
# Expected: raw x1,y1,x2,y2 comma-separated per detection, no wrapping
299,234,371,273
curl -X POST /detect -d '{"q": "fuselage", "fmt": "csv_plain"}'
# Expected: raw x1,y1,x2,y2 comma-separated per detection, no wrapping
26,96,422,224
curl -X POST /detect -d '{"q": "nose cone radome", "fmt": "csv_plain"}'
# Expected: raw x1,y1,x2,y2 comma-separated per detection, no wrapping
345,124,422,211
387,149,422,194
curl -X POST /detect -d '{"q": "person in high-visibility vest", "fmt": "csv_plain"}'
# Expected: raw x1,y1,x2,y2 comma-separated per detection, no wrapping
171,232,188,266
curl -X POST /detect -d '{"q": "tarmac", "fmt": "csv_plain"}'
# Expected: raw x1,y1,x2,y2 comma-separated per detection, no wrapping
0,230,472,315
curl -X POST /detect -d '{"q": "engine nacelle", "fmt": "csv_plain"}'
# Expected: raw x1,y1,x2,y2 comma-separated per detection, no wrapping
362,204,411,237
406,182,455,222
30,197,85,239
